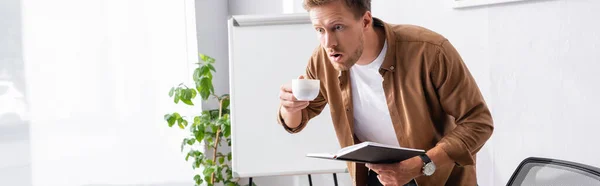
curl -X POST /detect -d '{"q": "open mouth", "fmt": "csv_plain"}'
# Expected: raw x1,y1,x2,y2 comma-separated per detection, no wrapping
330,53,342,62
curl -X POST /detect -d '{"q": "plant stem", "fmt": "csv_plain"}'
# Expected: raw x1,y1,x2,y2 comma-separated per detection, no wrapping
210,98,224,184
211,129,221,184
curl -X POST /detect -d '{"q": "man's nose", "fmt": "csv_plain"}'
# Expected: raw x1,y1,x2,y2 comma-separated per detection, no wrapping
324,33,337,48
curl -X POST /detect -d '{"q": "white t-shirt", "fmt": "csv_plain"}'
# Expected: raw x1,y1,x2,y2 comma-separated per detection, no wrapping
349,41,400,147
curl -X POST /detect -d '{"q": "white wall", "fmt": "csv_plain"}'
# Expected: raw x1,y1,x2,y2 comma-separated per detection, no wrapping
20,0,200,185
373,0,600,185
197,0,230,110
487,0,600,185
0,0,31,185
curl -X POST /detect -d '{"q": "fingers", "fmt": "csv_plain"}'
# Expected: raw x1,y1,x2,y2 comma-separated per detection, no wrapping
281,83,293,93
366,163,396,172
279,75,309,113
279,88,296,101
371,169,395,177
281,100,309,110
279,88,309,113
377,174,397,186
281,74,308,93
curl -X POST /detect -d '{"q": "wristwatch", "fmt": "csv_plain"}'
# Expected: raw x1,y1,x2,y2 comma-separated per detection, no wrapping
419,154,436,176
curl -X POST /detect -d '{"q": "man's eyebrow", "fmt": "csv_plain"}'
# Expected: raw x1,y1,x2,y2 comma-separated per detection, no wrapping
327,18,344,25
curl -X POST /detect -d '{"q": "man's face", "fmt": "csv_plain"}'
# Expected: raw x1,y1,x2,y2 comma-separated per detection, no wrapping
309,1,366,71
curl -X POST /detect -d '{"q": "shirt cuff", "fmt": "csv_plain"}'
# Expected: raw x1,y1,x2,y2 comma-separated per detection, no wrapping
277,106,308,133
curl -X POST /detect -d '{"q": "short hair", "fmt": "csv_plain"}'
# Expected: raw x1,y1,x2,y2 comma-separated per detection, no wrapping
303,0,371,19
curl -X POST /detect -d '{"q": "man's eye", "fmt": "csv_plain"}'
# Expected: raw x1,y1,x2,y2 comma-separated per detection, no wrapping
335,25,344,30
316,28,324,33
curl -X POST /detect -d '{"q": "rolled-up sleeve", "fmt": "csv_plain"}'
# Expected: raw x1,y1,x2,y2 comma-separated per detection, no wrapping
431,40,494,166
276,57,328,134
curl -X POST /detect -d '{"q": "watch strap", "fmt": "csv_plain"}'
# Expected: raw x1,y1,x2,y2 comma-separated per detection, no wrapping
419,154,432,164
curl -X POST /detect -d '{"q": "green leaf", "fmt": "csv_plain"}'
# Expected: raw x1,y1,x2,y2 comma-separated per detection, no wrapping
196,78,212,100
205,176,212,185
195,125,205,141
182,138,194,152
193,67,202,80
219,156,225,164
228,152,232,161
195,151,203,157
185,89,193,99
186,138,195,145
200,77,211,90
177,118,187,129
168,87,175,97
174,93,180,103
204,70,213,81
200,66,210,76
222,97,230,109
207,63,216,72
181,138,196,153
211,125,218,133
199,53,209,62
195,157,202,168
203,166,215,177
225,183,236,186
190,88,197,99
217,118,226,128
200,78,212,93
223,124,231,138
194,174,203,185
194,116,201,125
205,159,214,165
217,169,224,182
182,99,194,106
165,113,178,127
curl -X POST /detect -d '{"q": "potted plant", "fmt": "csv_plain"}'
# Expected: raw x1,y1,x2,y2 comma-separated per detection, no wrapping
164,54,250,186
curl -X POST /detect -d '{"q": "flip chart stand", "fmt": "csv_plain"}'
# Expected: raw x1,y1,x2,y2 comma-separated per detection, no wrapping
248,173,339,186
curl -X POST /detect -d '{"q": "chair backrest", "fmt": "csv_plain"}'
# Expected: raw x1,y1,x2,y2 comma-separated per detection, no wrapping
507,157,600,186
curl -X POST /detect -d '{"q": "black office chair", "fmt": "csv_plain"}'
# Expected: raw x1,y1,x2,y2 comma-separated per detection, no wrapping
506,157,600,186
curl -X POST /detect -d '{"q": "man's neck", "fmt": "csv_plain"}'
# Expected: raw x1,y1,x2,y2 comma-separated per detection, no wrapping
356,25,386,66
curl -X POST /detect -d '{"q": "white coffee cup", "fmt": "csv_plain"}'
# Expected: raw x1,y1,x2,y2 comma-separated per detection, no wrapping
292,79,320,101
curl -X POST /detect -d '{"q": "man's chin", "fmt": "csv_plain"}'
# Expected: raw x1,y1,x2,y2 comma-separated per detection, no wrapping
332,62,351,71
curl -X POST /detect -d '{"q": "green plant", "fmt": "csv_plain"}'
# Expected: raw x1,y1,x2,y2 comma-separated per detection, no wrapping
164,54,245,186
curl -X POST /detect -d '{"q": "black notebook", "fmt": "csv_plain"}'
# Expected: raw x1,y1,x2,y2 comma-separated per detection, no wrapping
306,142,425,164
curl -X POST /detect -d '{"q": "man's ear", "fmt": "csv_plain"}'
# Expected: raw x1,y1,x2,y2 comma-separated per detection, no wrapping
362,11,372,29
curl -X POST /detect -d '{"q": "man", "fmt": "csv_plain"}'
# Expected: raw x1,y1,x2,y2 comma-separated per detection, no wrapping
277,0,493,185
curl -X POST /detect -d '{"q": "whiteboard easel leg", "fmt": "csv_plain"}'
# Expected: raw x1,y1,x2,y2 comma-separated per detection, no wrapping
308,174,313,186
333,173,338,186
249,177,253,186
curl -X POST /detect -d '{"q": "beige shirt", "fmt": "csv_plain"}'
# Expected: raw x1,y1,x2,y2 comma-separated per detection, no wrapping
278,17,493,186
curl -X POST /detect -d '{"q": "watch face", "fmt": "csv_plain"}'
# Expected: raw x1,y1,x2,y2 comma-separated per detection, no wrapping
423,163,436,176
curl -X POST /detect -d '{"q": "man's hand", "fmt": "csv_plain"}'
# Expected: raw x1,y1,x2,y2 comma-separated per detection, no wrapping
279,75,310,128
366,156,423,186
365,146,454,186
279,75,310,113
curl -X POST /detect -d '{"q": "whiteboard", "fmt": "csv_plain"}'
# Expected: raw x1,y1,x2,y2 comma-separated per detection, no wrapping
228,13,347,178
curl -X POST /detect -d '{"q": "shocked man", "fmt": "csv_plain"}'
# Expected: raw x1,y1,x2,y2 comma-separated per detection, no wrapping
277,0,493,185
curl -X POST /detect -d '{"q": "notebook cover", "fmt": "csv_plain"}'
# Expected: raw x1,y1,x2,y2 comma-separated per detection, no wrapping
336,144,425,164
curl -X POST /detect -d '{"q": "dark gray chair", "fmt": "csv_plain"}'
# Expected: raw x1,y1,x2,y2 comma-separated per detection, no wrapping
507,157,600,186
